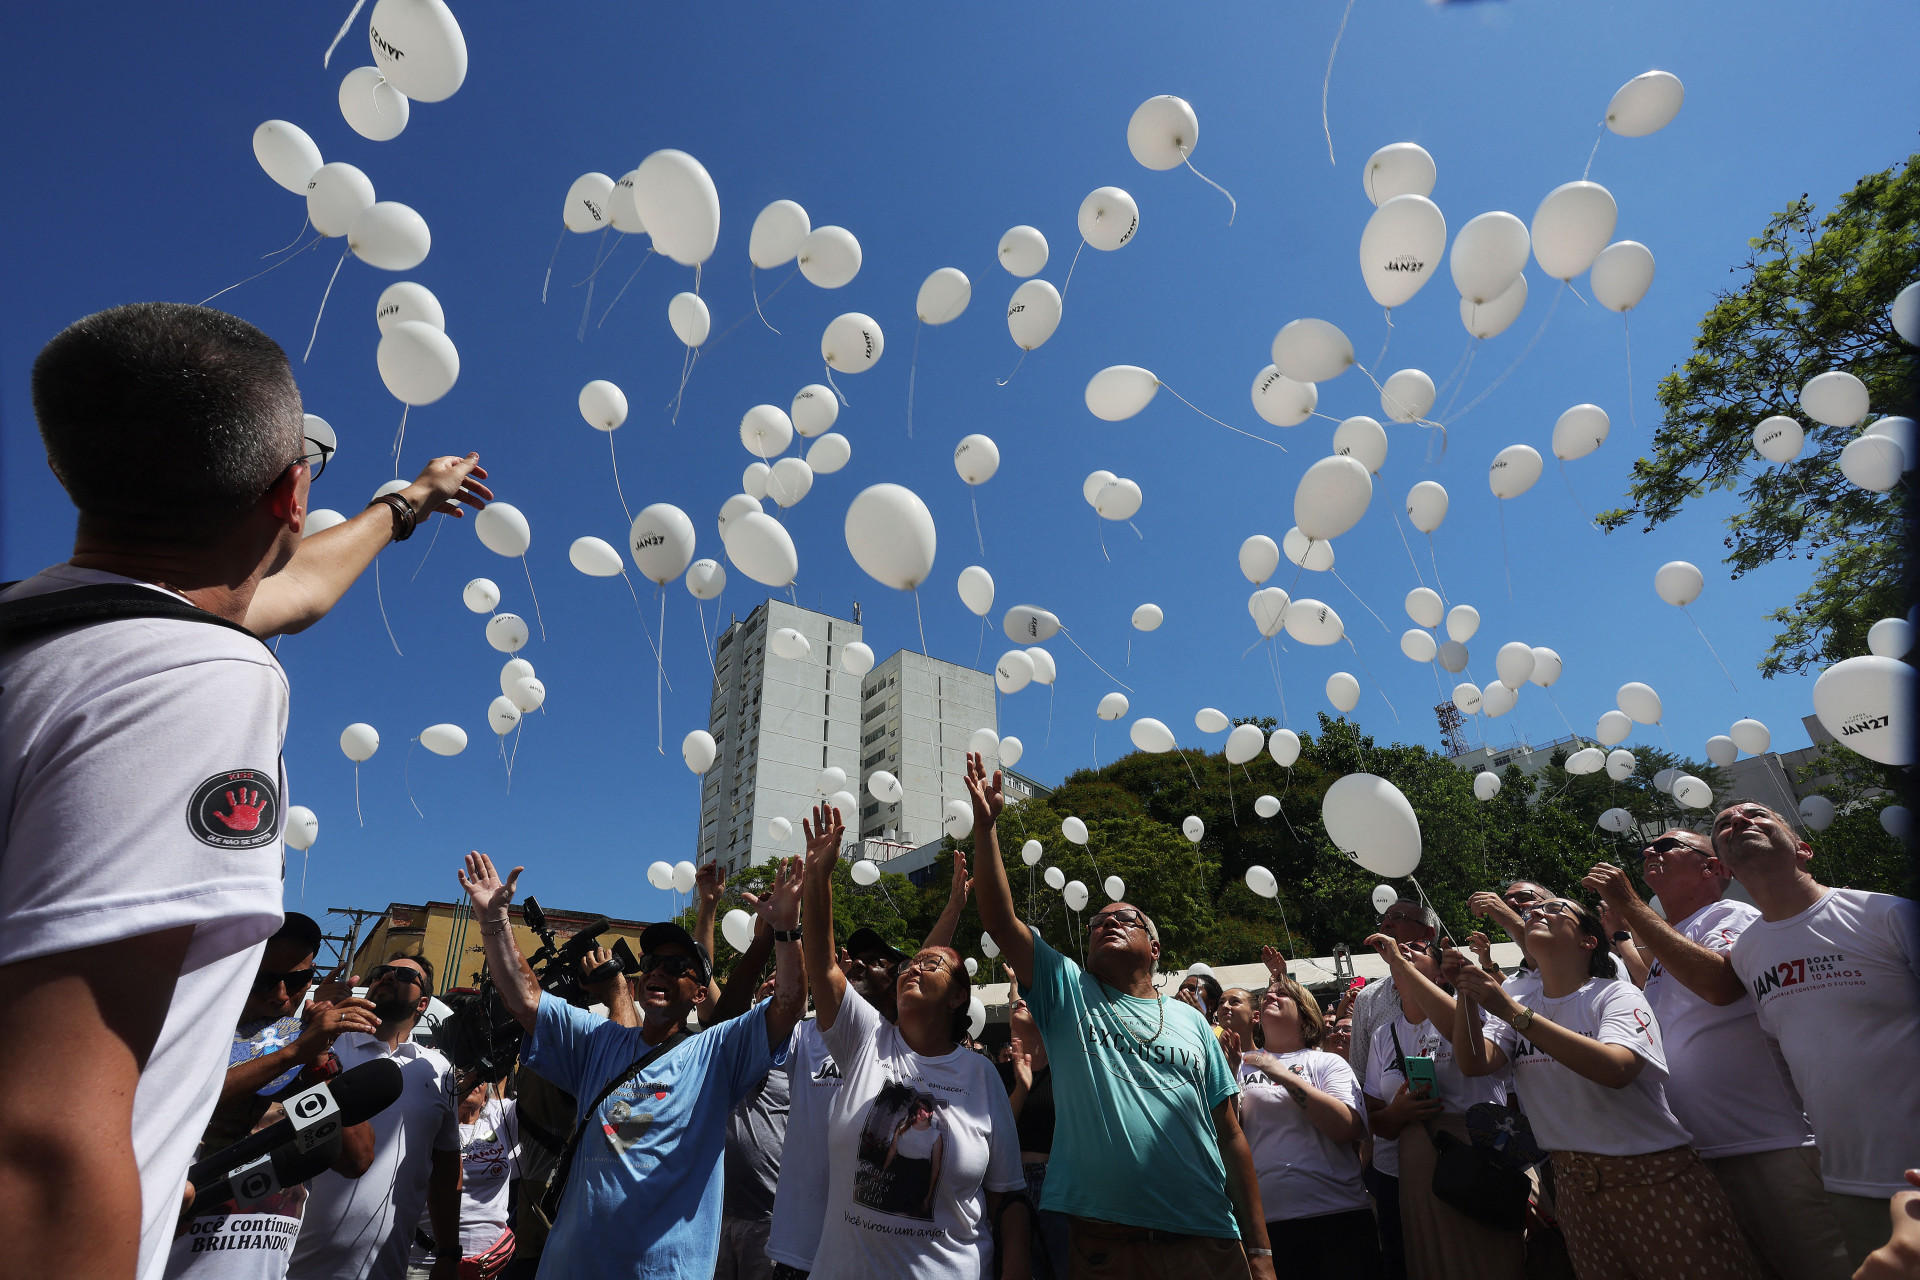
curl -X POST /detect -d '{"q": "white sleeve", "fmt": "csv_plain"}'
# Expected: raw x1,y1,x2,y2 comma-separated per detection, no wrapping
1483,1012,1520,1063
981,1064,1027,1193
1592,983,1667,1075
1316,1054,1368,1131
1883,896,1920,984
0,648,287,968
818,982,883,1071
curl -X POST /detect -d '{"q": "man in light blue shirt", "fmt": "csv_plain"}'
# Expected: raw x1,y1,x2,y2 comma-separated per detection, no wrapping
457,852,806,1280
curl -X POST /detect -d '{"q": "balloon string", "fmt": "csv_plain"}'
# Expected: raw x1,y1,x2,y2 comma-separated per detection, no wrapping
1127,519,1143,541
824,363,849,406
657,587,667,755
619,570,669,679
974,614,986,671
300,849,310,904
1559,459,1599,529
907,319,922,438
374,558,403,656
1447,281,1565,425
408,512,446,582
1439,342,1480,418
1434,338,1477,399
263,215,316,258
971,489,986,556
995,349,1029,388
322,0,368,66
508,721,523,787
1059,239,1087,304
540,230,566,304
1160,383,1287,451
1331,568,1390,631
1182,155,1237,225
1499,500,1514,602
405,739,423,819
1354,361,1448,456
1683,606,1742,692
749,264,781,334
573,227,618,287
1425,532,1449,606
391,404,409,477
1045,682,1055,748
1344,635,1400,723
1321,0,1356,164
598,247,655,328
1542,688,1575,736
1392,510,1427,588
1374,308,1393,370
1622,315,1639,435
1061,629,1132,692
696,596,717,679
671,346,699,422
576,273,597,342
1430,659,1444,699
354,763,364,827
1266,639,1289,725
521,555,548,641
1582,122,1606,181
1097,514,1110,563
1180,748,1203,797
606,429,636,526
303,244,353,362
913,587,930,659
200,235,323,307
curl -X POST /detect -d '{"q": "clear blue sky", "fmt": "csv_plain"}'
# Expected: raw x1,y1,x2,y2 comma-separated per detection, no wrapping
4,0,1913,932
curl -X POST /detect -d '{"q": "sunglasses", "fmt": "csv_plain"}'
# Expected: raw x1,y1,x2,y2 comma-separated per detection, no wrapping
1088,908,1148,934
301,436,335,481
367,964,425,987
253,966,316,994
639,954,705,979
1641,836,1702,858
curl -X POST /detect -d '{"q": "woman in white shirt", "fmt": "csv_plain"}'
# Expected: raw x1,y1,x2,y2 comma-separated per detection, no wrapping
407,1077,518,1279
1448,897,1761,1280
1232,976,1383,1280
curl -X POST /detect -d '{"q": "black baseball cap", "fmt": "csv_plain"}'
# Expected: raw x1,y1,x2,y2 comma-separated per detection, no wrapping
845,927,908,963
639,922,713,983
272,911,324,956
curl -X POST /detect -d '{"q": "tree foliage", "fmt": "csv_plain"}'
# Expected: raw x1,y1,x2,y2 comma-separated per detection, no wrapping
1596,154,1919,677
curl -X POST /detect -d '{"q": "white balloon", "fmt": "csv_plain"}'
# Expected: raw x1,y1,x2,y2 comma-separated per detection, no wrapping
1673,776,1714,809
561,172,614,234
742,463,771,501
1004,605,1062,643
1239,534,1281,585
1452,683,1483,715
1252,366,1318,427
717,494,762,541
722,909,756,954
1436,641,1469,674
983,930,1002,957
1596,710,1633,746
1332,416,1388,474
367,0,466,101
1799,795,1836,831
769,627,811,662
1132,603,1164,631
1839,436,1903,493
1896,282,1920,346
1064,880,1089,911
958,566,995,617
997,225,1048,277
682,730,717,774
1271,319,1354,384
822,313,885,373
340,722,379,762
954,434,1001,484
995,650,1035,694
1000,736,1024,767
916,268,972,325
1752,416,1804,463
1460,272,1529,339
487,696,520,736
669,292,711,348
338,65,409,141
1093,478,1143,522
506,675,545,713
1085,366,1161,421
1246,865,1279,898
1364,142,1436,205
969,727,1000,761
1618,682,1664,725
348,200,430,271
1174,815,1202,845
1285,599,1344,646
1606,748,1637,781
306,161,375,237
608,170,645,234
722,512,798,587
568,537,623,578
1869,618,1915,659
1081,470,1117,507
1007,280,1062,350
1400,629,1437,663
1489,444,1544,499
1078,187,1140,251
1062,816,1089,845
967,995,987,1039
1129,718,1175,753
1284,528,1333,571
1482,683,1517,717
1103,875,1127,903
1359,195,1447,308
964,956,981,978
303,509,346,538
647,861,674,891
792,385,839,438
376,320,458,405
1253,796,1281,820
806,433,852,476
1531,181,1617,281
1474,771,1501,801
672,861,698,894
739,405,792,460
1445,605,1480,643
1883,806,1912,839
1225,723,1267,765
1812,655,1914,765
1565,747,1606,776
285,805,320,851
1025,649,1056,685
374,284,443,341
1600,807,1636,834
1495,642,1536,689
1022,839,1044,867
1654,561,1704,608
1450,212,1530,305
845,484,936,591
1248,587,1290,638
630,149,720,267
1381,369,1436,423
1097,692,1130,721
819,767,848,795
767,457,814,509
1606,70,1685,137
749,200,810,269
1530,647,1563,687
1406,587,1444,629
1552,403,1611,462
1269,729,1302,767
484,613,528,653
1404,482,1449,535
629,504,696,586
499,659,535,698
253,120,323,194
797,226,862,289
1591,241,1655,312
1293,455,1372,541
1705,735,1739,767
1323,774,1422,876
420,723,467,756
1801,370,1871,427
578,379,627,431
1864,417,1918,471
868,770,904,804
840,642,875,677
1127,95,1199,169
1326,672,1360,713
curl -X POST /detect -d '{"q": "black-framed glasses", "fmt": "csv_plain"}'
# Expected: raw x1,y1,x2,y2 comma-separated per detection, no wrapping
301,435,335,481
901,954,953,975
367,964,424,987
1088,908,1148,933
1380,908,1427,927
254,966,316,994
1524,901,1578,921
639,953,704,979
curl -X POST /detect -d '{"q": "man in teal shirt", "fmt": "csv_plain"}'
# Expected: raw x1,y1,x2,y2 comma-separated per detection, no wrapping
964,755,1277,1280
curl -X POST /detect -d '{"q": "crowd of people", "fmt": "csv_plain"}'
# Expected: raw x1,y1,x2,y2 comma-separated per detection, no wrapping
1,304,1918,1280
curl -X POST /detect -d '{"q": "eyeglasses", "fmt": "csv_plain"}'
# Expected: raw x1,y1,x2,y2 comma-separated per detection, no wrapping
367,964,425,987
1523,901,1578,921
639,954,704,979
301,436,334,481
253,967,316,995
901,955,953,975
1380,910,1427,927
1641,836,1702,858
1088,908,1148,934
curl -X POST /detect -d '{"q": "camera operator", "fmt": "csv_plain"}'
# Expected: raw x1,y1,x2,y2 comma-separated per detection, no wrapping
457,850,805,1280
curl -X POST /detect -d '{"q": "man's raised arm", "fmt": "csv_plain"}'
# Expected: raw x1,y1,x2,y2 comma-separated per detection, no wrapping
458,852,542,1032
963,752,1035,984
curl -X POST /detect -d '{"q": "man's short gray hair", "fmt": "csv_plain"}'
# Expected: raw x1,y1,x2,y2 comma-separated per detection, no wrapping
1393,893,1441,932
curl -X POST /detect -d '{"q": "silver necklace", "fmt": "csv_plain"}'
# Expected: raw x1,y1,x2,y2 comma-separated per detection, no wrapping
1096,978,1166,1046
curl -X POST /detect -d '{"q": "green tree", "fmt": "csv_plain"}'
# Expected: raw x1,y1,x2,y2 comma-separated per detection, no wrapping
1794,741,1912,898
1596,154,1918,677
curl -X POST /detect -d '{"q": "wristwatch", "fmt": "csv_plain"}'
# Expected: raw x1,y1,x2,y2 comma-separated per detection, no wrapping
1611,930,1632,943
772,926,803,943
1511,1006,1536,1033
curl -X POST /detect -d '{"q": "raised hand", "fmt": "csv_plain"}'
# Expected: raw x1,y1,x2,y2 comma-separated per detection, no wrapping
744,856,802,931
1466,930,1496,970
802,804,845,878
1363,932,1408,967
1261,944,1289,978
313,968,358,1005
1010,1048,1034,1092
1438,946,1470,986
301,995,379,1048
401,453,492,521
1220,1025,1244,1076
213,788,267,832
696,861,726,910
578,947,621,997
1582,862,1639,910
1468,890,1527,938
963,752,1004,823
948,849,972,907
458,851,522,918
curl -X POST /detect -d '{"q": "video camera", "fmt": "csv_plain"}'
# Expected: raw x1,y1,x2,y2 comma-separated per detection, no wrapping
438,896,638,1081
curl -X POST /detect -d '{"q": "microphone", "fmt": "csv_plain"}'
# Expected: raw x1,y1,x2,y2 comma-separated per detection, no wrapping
187,1058,403,1192
193,1127,343,1208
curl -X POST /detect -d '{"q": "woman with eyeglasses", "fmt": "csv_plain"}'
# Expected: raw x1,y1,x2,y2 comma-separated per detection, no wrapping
1447,898,1761,1280
1232,976,1383,1280
798,804,1025,1279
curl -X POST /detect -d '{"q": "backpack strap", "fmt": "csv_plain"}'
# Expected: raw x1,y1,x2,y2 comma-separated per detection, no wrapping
0,583,267,651
537,1030,685,1225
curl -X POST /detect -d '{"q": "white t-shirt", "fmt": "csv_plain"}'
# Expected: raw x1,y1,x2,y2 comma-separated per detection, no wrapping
767,1019,843,1269
1486,978,1692,1157
1729,889,1920,1196
809,987,1024,1280
1239,1049,1370,1219
1362,1021,1406,1178
1503,951,1629,1004
409,1097,519,1262
286,1034,460,1280
1642,899,1812,1158
1373,1010,1510,1136
0,566,288,1280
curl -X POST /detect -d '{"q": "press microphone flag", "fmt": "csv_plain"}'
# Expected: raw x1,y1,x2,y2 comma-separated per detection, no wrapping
187,1057,403,1191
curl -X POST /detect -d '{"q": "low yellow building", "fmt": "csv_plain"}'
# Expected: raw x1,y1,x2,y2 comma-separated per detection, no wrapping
348,899,654,996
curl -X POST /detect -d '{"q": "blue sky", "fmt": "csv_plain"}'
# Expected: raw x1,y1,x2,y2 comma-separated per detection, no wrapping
4,0,1913,933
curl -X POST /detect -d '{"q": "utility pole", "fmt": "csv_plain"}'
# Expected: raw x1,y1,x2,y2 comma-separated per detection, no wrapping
321,907,385,977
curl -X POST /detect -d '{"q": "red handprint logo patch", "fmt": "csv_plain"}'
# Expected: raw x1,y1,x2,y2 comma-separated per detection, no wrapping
188,769,280,849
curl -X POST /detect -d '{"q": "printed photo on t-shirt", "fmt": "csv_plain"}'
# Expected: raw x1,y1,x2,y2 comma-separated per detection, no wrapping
853,1081,947,1223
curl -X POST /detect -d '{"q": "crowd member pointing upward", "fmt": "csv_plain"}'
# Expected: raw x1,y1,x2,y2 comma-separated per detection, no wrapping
963,753,1277,1280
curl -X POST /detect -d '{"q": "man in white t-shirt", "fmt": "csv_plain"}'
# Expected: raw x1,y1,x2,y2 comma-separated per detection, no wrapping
1712,800,1920,1268
0,303,483,1280
287,955,462,1280
1585,835,1852,1280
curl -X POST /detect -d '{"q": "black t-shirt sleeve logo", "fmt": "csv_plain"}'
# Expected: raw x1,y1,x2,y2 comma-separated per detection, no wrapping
188,769,281,848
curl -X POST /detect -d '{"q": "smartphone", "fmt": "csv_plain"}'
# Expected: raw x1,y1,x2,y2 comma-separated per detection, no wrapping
1402,1055,1440,1100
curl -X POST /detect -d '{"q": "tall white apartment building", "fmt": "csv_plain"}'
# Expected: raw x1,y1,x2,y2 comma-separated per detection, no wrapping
856,651,996,848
